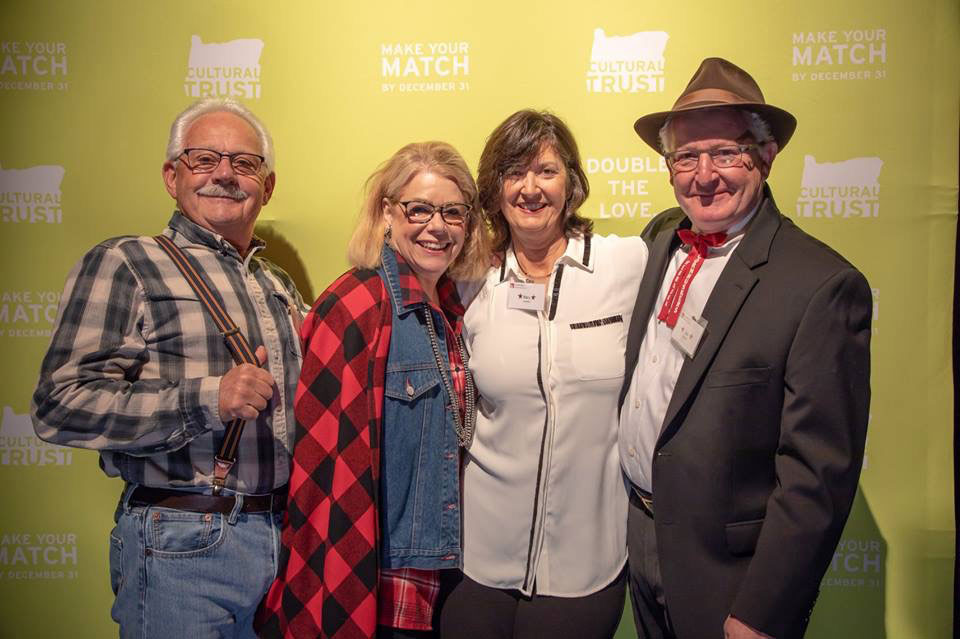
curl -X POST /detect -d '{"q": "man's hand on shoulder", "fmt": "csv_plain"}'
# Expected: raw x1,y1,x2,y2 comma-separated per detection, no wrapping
724,615,775,639
218,346,276,421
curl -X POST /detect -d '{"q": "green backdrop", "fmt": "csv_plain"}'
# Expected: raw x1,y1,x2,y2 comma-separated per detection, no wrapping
1,1,956,637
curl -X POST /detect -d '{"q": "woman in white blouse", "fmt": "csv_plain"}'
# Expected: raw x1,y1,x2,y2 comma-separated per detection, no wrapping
440,110,648,639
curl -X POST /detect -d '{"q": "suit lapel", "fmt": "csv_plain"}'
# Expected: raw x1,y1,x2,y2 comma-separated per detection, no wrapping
656,189,782,447
619,211,686,411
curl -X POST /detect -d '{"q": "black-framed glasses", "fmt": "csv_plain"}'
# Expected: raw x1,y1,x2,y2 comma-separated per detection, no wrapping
178,148,266,176
397,200,471,226
664,143,761,173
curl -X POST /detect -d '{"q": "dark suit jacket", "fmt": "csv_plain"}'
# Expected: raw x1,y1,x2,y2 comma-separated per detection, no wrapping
619,186,871,639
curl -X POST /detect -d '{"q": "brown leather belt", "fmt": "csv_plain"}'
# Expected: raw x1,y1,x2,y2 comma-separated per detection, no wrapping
629,485,654,517
129,485,287,514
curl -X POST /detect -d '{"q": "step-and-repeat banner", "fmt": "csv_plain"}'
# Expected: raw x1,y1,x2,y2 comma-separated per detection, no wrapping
1,1,957,637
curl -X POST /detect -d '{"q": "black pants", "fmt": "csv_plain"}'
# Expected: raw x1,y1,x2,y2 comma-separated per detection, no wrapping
626,495,676,639
440,570,626,639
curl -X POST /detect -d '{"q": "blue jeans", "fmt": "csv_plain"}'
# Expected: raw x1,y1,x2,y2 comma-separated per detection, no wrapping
109,485,283,638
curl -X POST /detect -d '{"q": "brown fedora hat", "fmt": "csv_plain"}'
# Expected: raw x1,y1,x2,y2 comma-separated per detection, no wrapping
633,57,797,154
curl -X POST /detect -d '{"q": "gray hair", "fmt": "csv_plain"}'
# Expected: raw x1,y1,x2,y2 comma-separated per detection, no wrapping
658,108,773,154
166,98,275,171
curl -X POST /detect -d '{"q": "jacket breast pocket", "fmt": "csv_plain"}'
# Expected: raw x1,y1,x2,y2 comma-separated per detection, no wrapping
569,315,626,381
725,517,763,557
703,366,771,388
383,367,443,438
384,367,442,404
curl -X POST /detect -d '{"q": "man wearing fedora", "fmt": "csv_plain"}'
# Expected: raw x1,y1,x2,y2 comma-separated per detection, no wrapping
618,57,871,638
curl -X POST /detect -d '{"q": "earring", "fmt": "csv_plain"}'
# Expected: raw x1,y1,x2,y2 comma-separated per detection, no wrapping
384,225,393,241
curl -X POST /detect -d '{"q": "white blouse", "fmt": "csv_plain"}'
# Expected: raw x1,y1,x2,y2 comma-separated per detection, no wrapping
462,233,648,597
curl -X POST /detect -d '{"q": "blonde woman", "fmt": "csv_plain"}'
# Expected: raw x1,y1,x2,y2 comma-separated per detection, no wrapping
259,142,488,639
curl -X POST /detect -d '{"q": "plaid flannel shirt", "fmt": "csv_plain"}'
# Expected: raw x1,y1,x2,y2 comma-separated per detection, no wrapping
257,252,466,638
377,568,441,631
31,212,306,494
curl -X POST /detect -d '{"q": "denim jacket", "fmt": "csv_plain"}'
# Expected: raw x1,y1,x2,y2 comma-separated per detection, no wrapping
377,246,473,570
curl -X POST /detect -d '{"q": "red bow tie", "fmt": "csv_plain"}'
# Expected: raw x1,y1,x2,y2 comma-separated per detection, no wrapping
678,229,727,257
656,229,729,329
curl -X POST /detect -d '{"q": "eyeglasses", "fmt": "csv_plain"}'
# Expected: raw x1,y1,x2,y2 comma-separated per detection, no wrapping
664,144,761,173
397,200,471,226
178,148,266,176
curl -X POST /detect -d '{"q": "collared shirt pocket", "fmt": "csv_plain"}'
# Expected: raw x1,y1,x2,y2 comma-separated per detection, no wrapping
271,291,303,361
569,314,626,381
141,289,208,354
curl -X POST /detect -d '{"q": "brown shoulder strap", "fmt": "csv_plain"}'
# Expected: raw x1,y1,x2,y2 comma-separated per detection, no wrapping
154,234,257,495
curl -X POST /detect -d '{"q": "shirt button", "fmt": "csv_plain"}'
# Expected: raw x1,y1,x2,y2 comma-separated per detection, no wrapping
651,355,660,364
634,399,642,410
628,447,637,458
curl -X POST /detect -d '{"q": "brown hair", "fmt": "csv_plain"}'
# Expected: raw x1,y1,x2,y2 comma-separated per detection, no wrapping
477,110,592,252
347,141,490,281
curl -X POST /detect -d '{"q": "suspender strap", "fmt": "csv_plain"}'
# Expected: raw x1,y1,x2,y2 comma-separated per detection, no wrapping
154,234,259,494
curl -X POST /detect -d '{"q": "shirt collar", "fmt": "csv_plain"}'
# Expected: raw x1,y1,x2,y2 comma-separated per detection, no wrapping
722,201,760,241
167,211,265,264
388,246,464,317
500,233,594,283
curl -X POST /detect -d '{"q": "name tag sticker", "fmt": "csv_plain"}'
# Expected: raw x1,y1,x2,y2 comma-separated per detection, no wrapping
506,282,546,311
671,312,706,358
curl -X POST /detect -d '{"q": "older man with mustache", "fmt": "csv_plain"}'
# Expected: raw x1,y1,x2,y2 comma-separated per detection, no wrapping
32,98,306,638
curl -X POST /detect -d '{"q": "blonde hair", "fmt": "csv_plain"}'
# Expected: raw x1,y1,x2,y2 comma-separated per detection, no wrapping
347,141,491,281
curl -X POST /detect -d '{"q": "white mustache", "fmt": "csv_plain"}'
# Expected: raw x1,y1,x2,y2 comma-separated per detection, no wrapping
196,184,249,201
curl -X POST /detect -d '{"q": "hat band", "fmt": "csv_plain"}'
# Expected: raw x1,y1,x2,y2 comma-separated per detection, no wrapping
673,88,757,110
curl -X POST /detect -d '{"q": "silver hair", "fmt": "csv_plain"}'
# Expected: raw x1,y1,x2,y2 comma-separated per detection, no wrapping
658,109,774,154
165,98,275,171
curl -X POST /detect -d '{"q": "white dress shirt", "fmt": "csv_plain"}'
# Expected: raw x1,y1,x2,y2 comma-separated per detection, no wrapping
463,233,647,597
619,211,755,492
